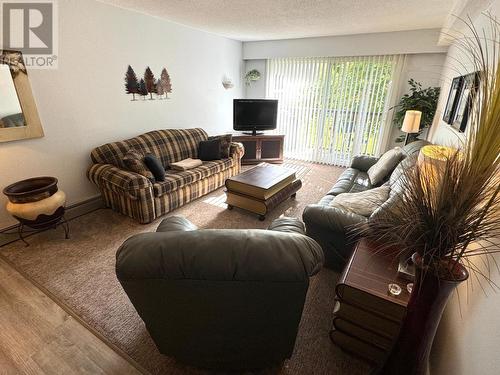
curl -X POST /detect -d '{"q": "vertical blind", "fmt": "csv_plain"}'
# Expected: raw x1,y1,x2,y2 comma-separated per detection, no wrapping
266,55,406,166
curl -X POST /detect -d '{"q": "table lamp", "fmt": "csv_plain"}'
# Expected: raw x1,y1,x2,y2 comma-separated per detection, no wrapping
417,144,459,207
401,110,422,145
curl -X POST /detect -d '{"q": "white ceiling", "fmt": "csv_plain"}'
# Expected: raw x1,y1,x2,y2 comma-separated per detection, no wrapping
98,0,456,41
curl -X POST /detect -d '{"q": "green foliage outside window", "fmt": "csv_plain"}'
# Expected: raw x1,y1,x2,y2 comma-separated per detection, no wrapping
294,60,393,155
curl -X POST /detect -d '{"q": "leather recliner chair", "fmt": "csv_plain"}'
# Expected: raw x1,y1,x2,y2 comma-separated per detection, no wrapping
116,216,324,370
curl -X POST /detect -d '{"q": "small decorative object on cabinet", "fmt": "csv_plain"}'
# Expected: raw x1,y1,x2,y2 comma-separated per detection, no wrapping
3,177,69,246
232,134,284,165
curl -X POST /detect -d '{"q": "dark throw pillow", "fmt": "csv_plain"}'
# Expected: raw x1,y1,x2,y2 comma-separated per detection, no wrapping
144,154,166,182
123,149,155,182
209,134,232,158
198,138,222,161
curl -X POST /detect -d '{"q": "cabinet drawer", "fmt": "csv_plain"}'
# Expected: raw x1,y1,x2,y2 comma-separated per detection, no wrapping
261,139,282,159
240,140,258,160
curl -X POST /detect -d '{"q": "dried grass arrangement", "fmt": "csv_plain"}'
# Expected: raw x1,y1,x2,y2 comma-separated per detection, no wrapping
360,15,500,375
359,15,500,282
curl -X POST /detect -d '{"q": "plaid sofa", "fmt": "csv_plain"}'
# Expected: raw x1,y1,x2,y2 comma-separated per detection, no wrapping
87,128,244,223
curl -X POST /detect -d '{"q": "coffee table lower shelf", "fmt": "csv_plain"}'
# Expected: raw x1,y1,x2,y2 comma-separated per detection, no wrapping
226,179,302,220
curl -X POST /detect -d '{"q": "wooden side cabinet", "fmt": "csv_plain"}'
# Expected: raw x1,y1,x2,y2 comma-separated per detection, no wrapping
330,239,410,365
232,134,284,165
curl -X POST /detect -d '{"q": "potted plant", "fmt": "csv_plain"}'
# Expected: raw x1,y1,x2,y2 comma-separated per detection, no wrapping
358,18,500,375
245,69,261,86
393,79,440,143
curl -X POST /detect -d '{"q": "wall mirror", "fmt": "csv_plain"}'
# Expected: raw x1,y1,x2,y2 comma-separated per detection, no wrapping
0,50,44,143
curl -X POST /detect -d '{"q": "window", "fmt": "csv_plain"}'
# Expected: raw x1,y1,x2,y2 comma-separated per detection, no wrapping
266,55,405,166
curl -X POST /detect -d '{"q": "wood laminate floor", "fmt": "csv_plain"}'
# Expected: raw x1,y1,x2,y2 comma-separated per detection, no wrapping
0,257,142,374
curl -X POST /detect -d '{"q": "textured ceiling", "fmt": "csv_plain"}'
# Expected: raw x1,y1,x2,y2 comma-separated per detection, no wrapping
98,0,455,41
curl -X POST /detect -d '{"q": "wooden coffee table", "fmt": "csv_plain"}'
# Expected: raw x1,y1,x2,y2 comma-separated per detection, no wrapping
225,163,302,220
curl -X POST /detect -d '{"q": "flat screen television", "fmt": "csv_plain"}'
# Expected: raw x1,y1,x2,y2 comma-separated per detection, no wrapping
233,99,278,135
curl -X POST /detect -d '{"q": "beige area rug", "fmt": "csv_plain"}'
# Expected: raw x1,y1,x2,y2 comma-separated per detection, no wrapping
0,160,371,375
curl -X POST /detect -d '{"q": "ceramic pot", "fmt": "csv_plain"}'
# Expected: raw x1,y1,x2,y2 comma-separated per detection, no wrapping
375,253,469,375
3,177,66,229
3,176,58,203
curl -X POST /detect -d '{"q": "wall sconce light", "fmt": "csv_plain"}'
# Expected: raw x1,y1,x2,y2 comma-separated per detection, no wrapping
222,76,234,89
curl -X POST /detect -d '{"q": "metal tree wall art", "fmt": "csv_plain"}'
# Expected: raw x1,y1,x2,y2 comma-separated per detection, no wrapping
156,78,164,99
124,65,139,101
144,67,156,100
160,68,172,99
138,78,147,100
124,65,172,101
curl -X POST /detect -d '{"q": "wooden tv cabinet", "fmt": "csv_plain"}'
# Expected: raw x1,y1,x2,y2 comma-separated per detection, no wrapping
232,134,284,165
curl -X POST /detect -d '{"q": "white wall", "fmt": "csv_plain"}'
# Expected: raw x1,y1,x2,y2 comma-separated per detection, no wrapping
429,1,500,374
243,29,447,60
0,0,243,229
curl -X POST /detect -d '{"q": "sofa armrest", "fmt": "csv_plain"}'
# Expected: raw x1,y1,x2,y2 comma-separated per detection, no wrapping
156,216,198,233
230,142,245,159
302,204,366,271
350,155,379,172
268,217,305,235
302,204,367,233
87,163,152,197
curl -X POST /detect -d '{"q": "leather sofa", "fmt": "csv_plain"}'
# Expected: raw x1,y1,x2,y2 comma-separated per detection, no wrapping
303,140,430,271
87,128,244,224
116,216,324,370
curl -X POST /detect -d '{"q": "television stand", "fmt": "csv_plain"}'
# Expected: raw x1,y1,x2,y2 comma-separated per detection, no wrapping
232,134,284,165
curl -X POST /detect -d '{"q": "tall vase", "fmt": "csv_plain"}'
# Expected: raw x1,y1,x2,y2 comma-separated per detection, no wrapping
376,253,469,375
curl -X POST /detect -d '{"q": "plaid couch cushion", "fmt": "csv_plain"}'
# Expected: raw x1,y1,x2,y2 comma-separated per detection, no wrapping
209,134,232,158
123,149,156,182
91,128,208,169
153,158,233,197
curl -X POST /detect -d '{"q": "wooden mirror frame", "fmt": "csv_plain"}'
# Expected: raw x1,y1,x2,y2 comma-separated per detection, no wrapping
0,50,44,143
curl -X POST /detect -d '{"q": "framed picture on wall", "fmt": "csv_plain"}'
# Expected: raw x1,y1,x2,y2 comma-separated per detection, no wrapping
442,76,462,124
452,72,479,133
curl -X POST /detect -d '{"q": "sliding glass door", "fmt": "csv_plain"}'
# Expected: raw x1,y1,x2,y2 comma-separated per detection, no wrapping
266,55,405,166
